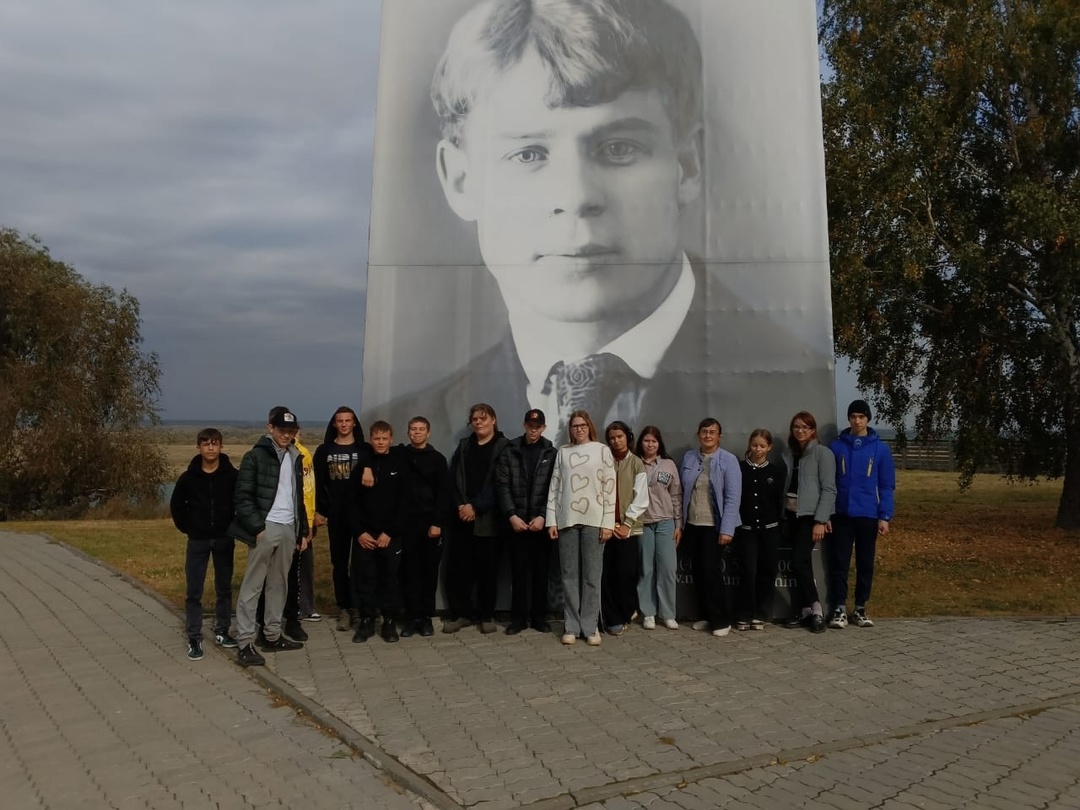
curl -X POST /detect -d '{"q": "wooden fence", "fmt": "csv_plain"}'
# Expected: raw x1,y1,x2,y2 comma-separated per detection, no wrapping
884,439,960,472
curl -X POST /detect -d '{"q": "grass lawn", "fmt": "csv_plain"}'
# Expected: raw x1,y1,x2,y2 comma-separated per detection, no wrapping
4,470,1078,618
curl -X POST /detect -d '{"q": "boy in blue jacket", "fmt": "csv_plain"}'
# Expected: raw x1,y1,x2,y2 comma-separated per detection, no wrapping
828,400,896,629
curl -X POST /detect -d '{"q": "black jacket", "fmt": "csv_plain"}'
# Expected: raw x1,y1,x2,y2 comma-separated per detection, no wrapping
494,435,556,522
348,446,411,540
226,437,309,547
737,458,787,530
450,432,509,537
170,454,238,540
401,443,453,530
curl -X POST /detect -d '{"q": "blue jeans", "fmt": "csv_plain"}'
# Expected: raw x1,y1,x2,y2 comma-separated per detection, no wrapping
184,535,235,640
637,519,677,620
558,525,604,637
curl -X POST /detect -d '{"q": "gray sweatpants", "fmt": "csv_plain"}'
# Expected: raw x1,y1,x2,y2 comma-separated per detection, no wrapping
235,521,295,645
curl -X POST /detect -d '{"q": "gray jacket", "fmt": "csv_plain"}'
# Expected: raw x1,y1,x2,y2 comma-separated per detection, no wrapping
781,440,836,523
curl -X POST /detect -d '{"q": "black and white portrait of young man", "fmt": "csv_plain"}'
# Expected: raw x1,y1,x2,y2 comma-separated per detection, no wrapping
360,0,836,452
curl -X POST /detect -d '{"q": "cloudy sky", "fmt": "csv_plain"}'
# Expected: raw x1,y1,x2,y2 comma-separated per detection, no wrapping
1,0,858,425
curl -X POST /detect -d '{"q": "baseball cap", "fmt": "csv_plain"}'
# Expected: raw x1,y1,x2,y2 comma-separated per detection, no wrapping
268,406,300,429
523,409,546,425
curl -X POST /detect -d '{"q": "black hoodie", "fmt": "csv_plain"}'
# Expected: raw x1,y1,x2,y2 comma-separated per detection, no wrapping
170,454,239,540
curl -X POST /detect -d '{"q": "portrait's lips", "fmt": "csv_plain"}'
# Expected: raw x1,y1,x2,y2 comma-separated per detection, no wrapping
541,244,619,259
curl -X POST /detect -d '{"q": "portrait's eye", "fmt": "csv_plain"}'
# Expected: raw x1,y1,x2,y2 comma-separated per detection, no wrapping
507,147,547,165
597,139,645,163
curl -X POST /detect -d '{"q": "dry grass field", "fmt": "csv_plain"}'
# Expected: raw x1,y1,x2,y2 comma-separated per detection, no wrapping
4,446,1079,618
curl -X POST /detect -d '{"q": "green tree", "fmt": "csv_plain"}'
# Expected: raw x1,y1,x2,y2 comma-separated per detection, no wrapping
0,228,167,518
820,0,1080,527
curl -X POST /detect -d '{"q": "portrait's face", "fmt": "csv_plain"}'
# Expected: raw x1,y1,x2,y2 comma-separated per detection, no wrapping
790,419,815,446
370,430,393,455
569,417,591,445
408,421,430,448
437,51,702,325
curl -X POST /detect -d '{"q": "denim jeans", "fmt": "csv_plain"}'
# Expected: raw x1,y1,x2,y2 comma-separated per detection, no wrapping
558,525,604,637
637,519,677,620
184,535,235,640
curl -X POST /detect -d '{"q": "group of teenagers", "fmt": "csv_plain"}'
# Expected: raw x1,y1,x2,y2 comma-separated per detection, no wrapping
171,398,896,665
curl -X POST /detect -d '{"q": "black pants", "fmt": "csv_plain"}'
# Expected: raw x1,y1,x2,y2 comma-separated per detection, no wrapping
788,513,821,611
447,519,502,622
733,525,781,622
509,528,552,624
685,524,732,629
352,540,402,620
828,515,878,609
402,527,443,620
326,514,353,611
600,534,640,628
184,536,235,639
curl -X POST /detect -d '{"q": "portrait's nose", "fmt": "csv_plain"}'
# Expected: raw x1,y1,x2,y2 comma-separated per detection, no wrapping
549,152,605,218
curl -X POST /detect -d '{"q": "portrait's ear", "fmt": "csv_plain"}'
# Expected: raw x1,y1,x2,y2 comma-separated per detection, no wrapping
436,139,477,222
676,124,704,208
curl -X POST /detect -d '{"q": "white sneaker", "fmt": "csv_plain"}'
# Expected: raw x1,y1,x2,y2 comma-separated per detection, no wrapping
586,632,602,646
643,615,656,630
561,633,577,645
663,618,679,630
692,620,709,631
828,608,848,629
711,626,731,637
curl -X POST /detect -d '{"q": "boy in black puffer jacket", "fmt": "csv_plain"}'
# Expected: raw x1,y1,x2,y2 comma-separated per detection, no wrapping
170,428,238,661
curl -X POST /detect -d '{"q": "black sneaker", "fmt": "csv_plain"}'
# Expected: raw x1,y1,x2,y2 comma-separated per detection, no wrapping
419,618,435,637
828,608,848,629
214,632,238,648
734,621,751,632
400,620,418,638
353,617,376,643
187,638,203,661
284,619,309,641
258,635,304,652
237,644,265,667
381,619,399,643
531,618,550,633
505,621,527,636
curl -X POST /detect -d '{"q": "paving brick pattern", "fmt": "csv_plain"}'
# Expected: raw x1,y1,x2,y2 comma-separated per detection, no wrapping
5,530,1080,809
0,532,430,810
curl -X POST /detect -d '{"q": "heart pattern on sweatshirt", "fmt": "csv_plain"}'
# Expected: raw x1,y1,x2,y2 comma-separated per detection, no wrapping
571,497,590,514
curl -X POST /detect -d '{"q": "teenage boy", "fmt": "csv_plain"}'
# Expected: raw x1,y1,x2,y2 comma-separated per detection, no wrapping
170,428,238,661
827,399,896,629
229,407,310,667
348,421,410,644
679,418,742,637
494,409,557,634
400,416,453,638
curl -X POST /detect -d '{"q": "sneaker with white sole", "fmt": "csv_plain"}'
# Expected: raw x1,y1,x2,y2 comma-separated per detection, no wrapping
711,626,731,637
586,632,602,646
561,633,577,645
187,638,203,661
828,608,849,629
734,621,751,632
214,632,238,648
642,616,656,630
852,608,874,627
663,618,679,630
301,612,322,622
691,620,709,631
750,619,766,631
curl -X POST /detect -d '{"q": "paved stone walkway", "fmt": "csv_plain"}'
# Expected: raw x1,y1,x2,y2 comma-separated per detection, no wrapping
0,532,430,810
3,531,1080,809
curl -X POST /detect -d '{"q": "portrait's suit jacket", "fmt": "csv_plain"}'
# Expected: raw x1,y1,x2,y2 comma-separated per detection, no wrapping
362,262,835,455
